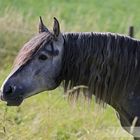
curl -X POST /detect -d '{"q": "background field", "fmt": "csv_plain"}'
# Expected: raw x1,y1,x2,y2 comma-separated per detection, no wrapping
0,0,140,139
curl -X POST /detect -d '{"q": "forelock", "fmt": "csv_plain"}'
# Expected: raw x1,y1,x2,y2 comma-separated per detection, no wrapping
13,32,53,68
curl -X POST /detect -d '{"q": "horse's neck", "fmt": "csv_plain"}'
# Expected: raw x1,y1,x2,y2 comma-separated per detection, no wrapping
62,32,140,105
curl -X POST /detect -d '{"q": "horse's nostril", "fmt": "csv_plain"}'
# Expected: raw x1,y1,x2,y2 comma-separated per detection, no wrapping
5,86,14,95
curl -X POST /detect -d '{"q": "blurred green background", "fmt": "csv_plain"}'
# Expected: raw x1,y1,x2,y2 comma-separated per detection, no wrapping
0,0,140,139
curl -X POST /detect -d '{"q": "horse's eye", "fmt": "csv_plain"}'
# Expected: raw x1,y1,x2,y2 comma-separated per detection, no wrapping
38,54,48,61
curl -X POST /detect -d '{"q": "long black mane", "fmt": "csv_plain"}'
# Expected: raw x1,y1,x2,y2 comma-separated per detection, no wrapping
61,32,140,106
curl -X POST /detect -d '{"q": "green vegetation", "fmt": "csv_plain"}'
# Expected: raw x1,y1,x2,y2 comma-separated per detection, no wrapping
0,0,140,139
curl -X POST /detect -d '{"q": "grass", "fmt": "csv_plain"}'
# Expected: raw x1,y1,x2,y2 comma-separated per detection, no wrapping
0,0,140,139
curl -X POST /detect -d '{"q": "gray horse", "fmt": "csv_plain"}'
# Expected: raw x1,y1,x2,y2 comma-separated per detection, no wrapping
1,17,140,140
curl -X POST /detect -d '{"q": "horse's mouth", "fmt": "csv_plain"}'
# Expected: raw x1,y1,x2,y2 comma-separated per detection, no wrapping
0,94,24,106
6,98,23,106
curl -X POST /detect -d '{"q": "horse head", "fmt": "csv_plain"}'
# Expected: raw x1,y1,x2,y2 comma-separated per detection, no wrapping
0,17,64,106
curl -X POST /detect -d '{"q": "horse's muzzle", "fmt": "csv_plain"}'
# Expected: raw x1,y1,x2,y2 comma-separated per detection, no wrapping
0,93,23,106
0,83,24,106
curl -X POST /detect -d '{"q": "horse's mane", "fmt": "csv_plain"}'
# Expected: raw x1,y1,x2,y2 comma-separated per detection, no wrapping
62,32,140,105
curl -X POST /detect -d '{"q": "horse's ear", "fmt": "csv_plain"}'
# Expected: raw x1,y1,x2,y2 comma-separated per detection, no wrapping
39,16,49,33
53,17,60,38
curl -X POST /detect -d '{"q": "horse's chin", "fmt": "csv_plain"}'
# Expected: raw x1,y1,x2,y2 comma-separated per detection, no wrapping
6,98,23,106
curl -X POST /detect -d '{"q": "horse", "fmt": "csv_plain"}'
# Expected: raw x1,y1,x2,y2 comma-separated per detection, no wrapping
0,17,140,140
